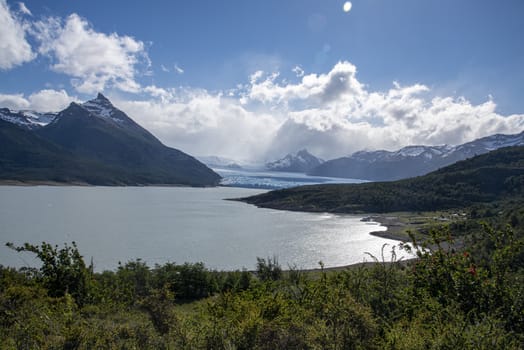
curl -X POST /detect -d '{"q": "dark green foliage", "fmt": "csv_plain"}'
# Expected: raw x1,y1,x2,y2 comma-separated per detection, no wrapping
241,146,524,213
1,215,523,348
256,256,283,281
5,241,92,306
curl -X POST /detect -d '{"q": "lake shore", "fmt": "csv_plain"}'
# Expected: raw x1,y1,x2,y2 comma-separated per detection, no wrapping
364,215,411,242
0,180,209,188
0,180,91,186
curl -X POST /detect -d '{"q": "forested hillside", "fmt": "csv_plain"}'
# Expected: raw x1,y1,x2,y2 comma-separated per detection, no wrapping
241,146,524,213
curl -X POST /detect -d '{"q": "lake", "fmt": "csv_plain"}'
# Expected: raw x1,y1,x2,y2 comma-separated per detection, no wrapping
0,186,408,271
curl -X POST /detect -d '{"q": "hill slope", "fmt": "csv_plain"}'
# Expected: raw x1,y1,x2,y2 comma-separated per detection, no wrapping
0,119,129,184
0,94,220,186
241,146,524,213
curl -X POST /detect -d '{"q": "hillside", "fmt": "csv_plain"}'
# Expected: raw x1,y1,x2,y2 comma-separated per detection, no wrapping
0,119,131,184
0,94,220,186
240,146,524,213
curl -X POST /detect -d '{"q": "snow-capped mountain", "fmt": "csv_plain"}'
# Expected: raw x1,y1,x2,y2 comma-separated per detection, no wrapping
0,108,57,129
266,149,324,173
0,93,221,186
309,131,524,181
351,144,455,163
81,93,135,126
0,93,132,130
452,132,524,157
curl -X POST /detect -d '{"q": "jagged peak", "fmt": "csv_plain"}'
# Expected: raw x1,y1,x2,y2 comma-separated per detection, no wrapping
96,92,109,101
296,148,311,156
81,93,117,120
67,101,82,109
85,93,113,107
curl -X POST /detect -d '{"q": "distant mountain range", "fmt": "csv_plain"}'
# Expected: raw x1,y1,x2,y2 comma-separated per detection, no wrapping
0,94,220,186
241,145,524,213
266,149,324,173
307,131,524,181
196,155,243,170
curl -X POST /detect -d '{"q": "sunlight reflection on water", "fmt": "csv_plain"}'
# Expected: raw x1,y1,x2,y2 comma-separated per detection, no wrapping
0,186,412,271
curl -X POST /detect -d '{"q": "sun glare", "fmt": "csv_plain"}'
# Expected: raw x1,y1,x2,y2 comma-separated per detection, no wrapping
343,1,352,13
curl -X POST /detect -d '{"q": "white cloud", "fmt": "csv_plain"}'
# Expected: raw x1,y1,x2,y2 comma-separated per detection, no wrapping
292,65,304,78
0,93,30,109
114,87,279,161
104,61,524,162
0,0,35,69
0,89,75,111
33,14,148,93
27,89,76,111
215,60,524,160
2,60,522,163
246,61,364,106
174,63,184,74
18,2,31,16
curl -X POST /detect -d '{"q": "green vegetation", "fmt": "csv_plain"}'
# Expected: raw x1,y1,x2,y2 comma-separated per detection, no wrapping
1,213,523,349
1,147,523,348
240,146,524,213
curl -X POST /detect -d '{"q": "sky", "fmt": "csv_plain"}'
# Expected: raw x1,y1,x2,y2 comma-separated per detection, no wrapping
1,0,524,162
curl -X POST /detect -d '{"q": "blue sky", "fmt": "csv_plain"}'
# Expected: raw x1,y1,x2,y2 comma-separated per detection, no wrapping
1,0,524,161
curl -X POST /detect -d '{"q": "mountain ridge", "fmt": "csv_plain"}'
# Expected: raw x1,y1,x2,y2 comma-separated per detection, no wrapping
0,94,220,186
240,145,524,213
308,131,524,181
266,149,324,173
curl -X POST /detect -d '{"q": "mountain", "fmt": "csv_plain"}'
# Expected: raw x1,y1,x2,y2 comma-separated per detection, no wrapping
240,146,524,214
0,108,57,130
0,118,126,184
308,131,524,181
266,149,323,173
197,155,243,169
0,94,220,186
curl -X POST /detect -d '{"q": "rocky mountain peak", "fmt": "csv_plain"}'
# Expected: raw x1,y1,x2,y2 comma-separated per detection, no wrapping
266,149,323,173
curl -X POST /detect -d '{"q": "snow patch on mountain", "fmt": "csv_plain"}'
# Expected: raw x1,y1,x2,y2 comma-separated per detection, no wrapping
266,149,324,173
308,130,524,181
81,93,126,124
0,108,57,129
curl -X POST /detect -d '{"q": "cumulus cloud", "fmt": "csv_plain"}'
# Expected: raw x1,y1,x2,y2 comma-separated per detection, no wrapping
32,14,148,93
125,61,523,162
246,61,364,107
0,93,30,109
249,63,524,159
2,59,522,163
26,89,76,111
114,88,279,161
0,0,35,69
0,89,75,111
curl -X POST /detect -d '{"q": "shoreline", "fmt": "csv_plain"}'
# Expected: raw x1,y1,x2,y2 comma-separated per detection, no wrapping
363,215,411,242
0,180,216,188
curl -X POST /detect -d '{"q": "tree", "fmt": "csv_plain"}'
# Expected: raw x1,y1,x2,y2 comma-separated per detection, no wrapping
6,241,92,305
